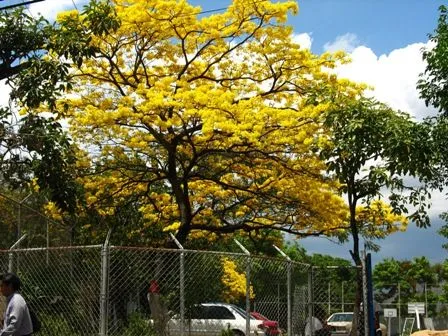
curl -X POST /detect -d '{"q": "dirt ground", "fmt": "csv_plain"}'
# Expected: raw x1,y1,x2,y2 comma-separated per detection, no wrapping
411,331,448,336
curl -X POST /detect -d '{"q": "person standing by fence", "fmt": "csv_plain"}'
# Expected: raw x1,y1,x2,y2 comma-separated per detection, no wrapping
0,273,33,336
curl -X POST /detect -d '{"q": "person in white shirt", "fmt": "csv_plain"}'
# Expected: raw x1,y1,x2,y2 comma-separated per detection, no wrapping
305,316,323,336
0,273,33,336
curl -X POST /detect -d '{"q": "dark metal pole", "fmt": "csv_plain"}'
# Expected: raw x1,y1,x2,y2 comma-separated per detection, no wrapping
366,253,375,336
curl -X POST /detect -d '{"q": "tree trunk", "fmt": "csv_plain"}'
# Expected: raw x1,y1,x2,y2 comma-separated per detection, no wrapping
167,147,192,245
348,189,364,336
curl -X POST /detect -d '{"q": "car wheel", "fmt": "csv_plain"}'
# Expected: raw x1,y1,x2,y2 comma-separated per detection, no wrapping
232,330,245,336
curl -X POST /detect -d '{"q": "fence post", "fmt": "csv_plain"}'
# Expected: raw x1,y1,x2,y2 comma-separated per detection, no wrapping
398,283,401,333
234,239,251,336
8,234,27,273
170,233,185,336
99,229,112,336
273,245,292,336
366,253,375,336
362,251,369,336
309,267,314,336
46,219,50,266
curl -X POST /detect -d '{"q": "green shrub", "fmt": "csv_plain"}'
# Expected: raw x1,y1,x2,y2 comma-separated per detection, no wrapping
122,313,156,336
220,324,234,336
39,313,80,336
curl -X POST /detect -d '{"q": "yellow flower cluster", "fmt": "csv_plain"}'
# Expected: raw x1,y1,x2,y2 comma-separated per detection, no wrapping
356,200,409,238
43,201,63,222
221,257,254,302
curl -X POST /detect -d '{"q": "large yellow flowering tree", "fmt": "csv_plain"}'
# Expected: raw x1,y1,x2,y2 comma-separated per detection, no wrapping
33,0,366,244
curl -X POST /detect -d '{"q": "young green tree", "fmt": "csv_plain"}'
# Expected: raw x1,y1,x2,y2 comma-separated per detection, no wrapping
418,5,448,252
319,97,432,334
418,5,448,115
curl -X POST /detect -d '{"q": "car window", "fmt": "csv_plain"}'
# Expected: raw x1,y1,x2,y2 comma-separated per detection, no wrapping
205,306,236,320
231,305,255,320
329,313,353,322
189,305,206,319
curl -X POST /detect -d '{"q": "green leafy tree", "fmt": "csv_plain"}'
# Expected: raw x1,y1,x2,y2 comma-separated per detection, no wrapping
418,5,448,115
404,257,437,292
418,5,448,253
373,258,405,302
319,97,433,334
374,257,446,316
0,2,117,109
0,2,121,243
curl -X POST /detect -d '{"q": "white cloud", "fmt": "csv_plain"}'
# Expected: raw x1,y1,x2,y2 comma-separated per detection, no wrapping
28,0,88,20
0,81,10,107
333,40,437,120
324,33,360,53
292,32,312,50
330,39,445,218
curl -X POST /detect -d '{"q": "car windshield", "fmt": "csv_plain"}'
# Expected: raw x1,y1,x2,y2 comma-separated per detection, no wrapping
328,313,353,322
231,305,255,320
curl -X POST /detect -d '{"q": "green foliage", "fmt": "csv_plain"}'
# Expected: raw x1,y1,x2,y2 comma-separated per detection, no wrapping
0,1,119,109
0,8,48,80
284,241,353,266
37,313,81,336
417,6,448,251
321,98,432,231
20,115,80,213
418,5,448,115
0,107,31,187
439,202,448,251
0,109,81,216
122,313,156,336
220,325,235,336
373,257,446,314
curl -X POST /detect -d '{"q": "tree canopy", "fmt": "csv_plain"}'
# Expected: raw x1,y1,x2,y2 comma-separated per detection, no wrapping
418,5,448,253
418,5,448,115
319,98,432,264
2,0,434,253
28,0,369,245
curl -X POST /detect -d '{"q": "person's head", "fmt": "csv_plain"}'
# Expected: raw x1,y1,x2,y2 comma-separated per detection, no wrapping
0,273,21,297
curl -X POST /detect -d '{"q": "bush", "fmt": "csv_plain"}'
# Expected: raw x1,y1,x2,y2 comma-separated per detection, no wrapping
38,313,80,336
122,313,156,336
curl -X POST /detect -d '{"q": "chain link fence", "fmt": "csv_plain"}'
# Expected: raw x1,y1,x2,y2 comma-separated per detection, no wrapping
375,283,448,336
0,241,382,336
2,246,102,335
0,192,70,250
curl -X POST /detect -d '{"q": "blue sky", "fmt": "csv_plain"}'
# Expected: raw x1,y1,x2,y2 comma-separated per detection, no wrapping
186,1,447,52
4,0,446,265
290,0,446,55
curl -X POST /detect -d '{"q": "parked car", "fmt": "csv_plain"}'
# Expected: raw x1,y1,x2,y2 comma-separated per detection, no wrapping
162,303,267,335
326,312,354,333
326,312,387,336
250,311,282,335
